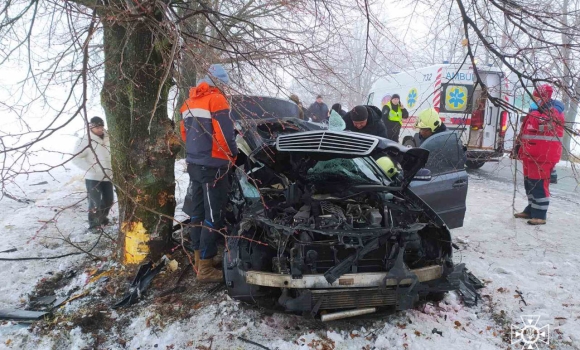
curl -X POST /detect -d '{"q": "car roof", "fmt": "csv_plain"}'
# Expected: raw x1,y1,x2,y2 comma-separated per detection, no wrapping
230,95,300,121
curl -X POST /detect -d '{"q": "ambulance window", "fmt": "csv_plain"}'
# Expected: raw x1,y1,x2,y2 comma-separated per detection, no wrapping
421,132,464,174
441,84,474,114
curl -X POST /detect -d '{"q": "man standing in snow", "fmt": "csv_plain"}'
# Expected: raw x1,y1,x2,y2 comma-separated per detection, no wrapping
514,85,564,225
179,64,237,283
307,95,329,123
528,99,565,184
73,116,114,230
381,94,409,142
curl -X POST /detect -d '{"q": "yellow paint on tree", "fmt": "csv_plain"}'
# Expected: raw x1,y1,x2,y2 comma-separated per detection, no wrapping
122,221,150,264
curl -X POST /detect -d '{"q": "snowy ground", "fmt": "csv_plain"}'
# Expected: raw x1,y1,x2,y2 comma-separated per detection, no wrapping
0,159,579,350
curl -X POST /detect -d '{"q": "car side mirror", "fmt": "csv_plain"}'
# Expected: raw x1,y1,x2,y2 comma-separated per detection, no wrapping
413,168,432,181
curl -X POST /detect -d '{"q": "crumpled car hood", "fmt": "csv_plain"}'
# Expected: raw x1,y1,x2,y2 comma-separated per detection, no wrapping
237,118,429,187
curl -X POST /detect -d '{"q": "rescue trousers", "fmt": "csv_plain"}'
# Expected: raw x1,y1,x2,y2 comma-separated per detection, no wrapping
186,163,230,259
522,160,555,220
384,119,402,143
85,180,114,228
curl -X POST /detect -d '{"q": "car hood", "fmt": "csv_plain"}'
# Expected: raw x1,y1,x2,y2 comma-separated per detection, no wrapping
238,118,429,187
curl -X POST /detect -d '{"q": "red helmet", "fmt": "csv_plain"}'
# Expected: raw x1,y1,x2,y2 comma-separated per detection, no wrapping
533,84,553,101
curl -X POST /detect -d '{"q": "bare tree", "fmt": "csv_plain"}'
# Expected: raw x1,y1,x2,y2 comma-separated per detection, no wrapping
3,0,580,267
0,0,392,265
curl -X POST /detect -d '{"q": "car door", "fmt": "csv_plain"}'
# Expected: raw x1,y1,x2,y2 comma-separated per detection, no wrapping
408,131,468,229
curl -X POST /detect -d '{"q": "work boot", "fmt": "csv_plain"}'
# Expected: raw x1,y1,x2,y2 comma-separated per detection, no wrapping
194,250,201,275
212,246,224,269
197,259,223,283
514,212,531,219
527,218,547,225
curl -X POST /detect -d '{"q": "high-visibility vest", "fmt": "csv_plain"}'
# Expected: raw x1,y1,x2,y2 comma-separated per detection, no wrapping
386,102,403,124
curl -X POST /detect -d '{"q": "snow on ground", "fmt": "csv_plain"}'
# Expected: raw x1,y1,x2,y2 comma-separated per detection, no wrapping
1,159,579,349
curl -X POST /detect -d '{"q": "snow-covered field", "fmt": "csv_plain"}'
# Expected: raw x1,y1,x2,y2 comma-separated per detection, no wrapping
1,159,579,350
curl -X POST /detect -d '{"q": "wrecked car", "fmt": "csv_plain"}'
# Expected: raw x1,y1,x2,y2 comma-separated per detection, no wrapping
215,99,481,319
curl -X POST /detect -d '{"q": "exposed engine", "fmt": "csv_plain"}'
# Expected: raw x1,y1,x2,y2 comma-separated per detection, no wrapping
273,198,384,231
220,119,483,317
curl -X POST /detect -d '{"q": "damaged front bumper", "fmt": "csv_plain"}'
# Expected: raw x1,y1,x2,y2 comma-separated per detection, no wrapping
245,265,443,289
242,262,482,313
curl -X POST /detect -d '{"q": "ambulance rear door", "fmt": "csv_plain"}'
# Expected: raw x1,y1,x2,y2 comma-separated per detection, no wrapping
480,71,502,150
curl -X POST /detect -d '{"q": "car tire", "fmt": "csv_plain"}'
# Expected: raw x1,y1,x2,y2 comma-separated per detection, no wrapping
403,138,416,148
465,160,486,169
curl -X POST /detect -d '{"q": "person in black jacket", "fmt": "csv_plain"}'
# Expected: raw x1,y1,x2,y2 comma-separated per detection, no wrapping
307,95,329,122
331,103,347,117
381,94,409,142
343,105,389,139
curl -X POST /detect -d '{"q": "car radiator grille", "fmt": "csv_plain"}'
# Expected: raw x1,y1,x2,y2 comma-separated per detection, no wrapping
311,288,397,310
276,131,379,156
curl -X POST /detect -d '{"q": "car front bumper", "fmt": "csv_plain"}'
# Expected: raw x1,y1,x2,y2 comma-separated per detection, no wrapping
245,265,443,289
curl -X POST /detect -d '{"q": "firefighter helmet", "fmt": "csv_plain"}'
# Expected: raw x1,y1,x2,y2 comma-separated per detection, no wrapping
415,108,442,131
376,156,399,179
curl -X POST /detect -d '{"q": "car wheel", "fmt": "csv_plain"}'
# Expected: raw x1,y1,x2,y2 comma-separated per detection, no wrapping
403,139,416,148
465,160,486,169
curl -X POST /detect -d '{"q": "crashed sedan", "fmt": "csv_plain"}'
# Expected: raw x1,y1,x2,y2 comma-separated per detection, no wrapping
219,108,481,320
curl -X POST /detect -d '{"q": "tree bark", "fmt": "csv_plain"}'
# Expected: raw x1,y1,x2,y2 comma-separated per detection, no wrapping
100,12,180,264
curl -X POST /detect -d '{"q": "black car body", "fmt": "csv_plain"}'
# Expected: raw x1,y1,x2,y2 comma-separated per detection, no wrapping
182,97,480,317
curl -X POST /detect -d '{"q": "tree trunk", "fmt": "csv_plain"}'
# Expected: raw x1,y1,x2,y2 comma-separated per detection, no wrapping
101,14,180,264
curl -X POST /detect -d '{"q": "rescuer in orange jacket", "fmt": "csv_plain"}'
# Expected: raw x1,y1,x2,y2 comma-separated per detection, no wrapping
514,84,564,225
179,64,237,282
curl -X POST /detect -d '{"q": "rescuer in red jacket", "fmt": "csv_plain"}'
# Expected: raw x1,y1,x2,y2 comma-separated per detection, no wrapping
514,84,564,225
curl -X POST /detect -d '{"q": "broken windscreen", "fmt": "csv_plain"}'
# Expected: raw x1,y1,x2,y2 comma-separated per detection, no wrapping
306,157,383,188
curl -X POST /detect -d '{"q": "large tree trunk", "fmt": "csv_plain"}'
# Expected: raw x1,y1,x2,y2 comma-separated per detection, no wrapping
101,13,180,264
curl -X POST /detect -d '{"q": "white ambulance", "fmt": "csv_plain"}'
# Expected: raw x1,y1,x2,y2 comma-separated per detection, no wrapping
366,63,515,169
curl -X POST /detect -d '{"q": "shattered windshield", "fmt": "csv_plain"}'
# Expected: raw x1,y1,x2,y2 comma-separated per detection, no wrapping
306,157,383,187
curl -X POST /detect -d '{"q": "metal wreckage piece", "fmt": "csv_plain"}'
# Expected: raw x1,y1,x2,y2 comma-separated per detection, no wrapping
112,259,167,309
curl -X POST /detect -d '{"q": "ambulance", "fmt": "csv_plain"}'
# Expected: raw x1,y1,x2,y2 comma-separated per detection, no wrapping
366,63,517,169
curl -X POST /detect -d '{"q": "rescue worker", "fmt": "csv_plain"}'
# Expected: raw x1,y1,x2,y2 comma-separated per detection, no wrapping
514,84,564,225
73,116,114,230
415,108,447,145
307,95,329,123
179,64,238,282
381,94,409,142
343,105,389,139
289,94,306,120
529,99,565,184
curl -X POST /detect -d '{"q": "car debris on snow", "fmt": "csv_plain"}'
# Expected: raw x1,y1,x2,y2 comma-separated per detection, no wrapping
112,258,167,309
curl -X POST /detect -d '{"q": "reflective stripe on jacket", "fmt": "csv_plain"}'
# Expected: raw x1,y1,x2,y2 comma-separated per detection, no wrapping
179,82,237,168
385,101,403,123
517,104,564,164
